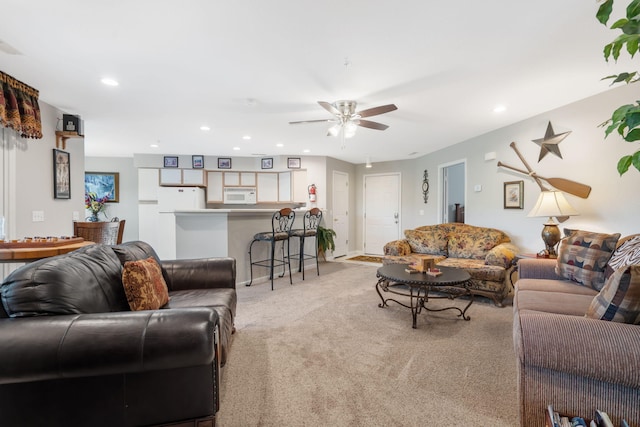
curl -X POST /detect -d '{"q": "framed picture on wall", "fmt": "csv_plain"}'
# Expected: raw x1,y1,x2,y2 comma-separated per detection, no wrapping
261,158,273,169
218,158,232,169
192,155,204,169
287,157,301,169
504,180,524,209
53,149,71,199
164,156,179,168
85,172,120,203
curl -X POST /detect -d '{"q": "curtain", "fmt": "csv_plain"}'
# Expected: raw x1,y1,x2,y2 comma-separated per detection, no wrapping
0,70,42,139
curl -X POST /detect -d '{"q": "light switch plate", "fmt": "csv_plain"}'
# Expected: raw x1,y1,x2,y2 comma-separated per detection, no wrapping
32,211,44,222
474,185,482,192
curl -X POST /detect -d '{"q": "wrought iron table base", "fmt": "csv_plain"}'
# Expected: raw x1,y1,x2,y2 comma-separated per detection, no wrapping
376,278,474,329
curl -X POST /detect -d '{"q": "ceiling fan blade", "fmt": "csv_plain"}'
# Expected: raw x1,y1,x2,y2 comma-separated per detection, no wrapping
289,119,336,125
318,101,341,117
357,119,389,130
357,104,397,118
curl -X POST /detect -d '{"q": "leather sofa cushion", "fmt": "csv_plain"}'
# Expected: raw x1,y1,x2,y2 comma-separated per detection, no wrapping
1,244,129,317
122,257,170,311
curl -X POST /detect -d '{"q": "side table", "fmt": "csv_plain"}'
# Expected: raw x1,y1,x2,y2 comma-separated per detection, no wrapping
509,253,551,287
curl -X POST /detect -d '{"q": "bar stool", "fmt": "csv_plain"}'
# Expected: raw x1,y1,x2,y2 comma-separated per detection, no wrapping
247,208,295,290
290,208,322,280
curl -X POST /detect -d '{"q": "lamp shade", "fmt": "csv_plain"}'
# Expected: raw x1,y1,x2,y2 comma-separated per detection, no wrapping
527,190,578,218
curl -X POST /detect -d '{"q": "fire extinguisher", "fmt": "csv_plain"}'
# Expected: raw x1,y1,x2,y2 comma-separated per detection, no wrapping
308,184,317,203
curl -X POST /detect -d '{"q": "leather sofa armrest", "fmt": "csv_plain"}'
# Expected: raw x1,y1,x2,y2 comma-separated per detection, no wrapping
383,240,411,256
514,311,640,388
0,308,218,385
517,258,562,280
161,257,236,292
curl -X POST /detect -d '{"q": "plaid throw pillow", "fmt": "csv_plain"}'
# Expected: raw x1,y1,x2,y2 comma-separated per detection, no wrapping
555,230,620,291
586,265,640,324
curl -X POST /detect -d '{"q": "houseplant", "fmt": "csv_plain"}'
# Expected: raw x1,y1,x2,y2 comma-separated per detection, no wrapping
316,225,336,261
596,0,640,175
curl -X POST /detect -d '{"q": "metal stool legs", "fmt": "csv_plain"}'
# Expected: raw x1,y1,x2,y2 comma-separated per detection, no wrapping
295,234,320,280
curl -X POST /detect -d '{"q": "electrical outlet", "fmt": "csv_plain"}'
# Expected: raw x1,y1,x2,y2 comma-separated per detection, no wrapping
419,210,424,216
474,184,482,192
32,211,44,222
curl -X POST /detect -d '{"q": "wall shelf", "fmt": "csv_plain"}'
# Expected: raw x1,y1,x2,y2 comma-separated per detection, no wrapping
55,131,82,149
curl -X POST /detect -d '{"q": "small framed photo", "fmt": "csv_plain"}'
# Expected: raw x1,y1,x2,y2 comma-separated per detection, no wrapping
218,157,232,169
192,155,204,169
261,157,273,169
504,180,524,209
164,156,179,168
85,172,119,203
287,157,301,169
53,149,71,199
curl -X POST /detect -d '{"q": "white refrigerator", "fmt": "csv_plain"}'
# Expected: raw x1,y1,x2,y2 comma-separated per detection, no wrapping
157,187,206,212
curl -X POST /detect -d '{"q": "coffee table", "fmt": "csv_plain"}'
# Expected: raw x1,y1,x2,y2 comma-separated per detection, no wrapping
376,264,473,328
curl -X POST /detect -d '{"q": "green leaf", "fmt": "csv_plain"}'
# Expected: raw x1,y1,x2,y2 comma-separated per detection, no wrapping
611,18,630,29
624,127,640,140
627,0,640,20
604,43,613,61
632,150,640,171
612,39,624,60
617,155,633,175
624,110,640,129
597,0,614,24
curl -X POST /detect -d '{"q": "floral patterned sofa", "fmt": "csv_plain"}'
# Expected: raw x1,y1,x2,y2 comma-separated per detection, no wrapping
383,223,518,306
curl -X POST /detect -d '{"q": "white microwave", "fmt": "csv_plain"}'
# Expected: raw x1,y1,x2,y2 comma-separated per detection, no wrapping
223,187,257,204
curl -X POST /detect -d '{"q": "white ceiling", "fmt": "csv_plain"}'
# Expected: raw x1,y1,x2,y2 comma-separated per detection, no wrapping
0,0,631,165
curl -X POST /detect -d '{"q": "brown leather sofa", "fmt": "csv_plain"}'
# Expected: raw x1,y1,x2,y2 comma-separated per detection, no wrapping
0,241,236,427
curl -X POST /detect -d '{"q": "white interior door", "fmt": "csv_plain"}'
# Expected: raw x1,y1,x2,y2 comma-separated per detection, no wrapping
364,173,401,255
332,171,349,258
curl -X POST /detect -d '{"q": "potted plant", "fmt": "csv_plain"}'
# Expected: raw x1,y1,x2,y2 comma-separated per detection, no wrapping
316,225,336,261
596,0,640,175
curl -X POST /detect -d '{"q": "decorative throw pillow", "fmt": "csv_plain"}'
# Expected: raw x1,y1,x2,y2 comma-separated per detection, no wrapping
122,257,169,311
555,230,621,291
404,228,448,255
605,235,640,280
586,265,640,324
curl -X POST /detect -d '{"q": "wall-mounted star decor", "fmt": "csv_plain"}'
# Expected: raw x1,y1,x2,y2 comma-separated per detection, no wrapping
532,121,571,161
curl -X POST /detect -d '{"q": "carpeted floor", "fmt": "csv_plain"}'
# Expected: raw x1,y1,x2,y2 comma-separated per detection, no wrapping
217,262,518,427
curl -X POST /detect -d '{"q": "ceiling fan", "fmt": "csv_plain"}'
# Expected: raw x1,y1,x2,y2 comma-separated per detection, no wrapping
289,100,397,138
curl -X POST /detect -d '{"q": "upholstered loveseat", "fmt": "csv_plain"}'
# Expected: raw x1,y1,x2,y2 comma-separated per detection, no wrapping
383,223,518,306
0,241,236,427
513,231,640,426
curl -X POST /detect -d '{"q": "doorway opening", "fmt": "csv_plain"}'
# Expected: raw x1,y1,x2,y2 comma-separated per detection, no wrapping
439,160,466,224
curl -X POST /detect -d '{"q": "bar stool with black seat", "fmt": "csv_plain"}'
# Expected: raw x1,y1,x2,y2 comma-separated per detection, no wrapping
290,208,322,280
247,208,295,290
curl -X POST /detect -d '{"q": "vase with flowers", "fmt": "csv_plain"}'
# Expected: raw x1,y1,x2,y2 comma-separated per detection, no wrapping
85,192,109,222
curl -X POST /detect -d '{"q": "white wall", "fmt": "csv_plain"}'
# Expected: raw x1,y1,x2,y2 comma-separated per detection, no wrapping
354,83,640,253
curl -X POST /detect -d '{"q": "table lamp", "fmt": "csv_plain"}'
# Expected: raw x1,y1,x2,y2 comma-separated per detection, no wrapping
527,190,578,258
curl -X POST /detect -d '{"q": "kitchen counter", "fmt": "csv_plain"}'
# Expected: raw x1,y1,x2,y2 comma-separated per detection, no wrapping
157,207,320,285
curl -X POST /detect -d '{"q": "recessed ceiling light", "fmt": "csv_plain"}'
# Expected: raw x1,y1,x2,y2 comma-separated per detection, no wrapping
303,149,311,153
242,135,251,140
276,143,284,147
150,143,159,148
493,105,506,113
101,77,119,87
233,147,241,151
200,126,210,131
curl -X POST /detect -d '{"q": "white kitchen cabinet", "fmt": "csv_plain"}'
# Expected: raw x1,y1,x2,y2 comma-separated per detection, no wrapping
159,168,182,185
138,168,160,201
207,171,223,202
257,173,278,202
160,169,204,186
182,169,204,186
292,170,308,202
223,172,240,186
240,172,256,186
278,172,291,201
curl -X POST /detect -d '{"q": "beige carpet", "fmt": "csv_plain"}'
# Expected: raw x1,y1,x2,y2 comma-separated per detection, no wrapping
217,262,518,427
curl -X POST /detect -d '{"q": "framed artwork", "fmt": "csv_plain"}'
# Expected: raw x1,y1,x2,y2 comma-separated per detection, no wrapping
85,172,120,203
504,180,524,209
53,149,71,199
287,157,301,169
218,157,232,169
192,155,204,169
261,158,273,169
164,156,179,168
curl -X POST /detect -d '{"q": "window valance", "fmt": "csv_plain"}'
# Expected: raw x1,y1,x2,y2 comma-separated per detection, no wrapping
0,70,42,139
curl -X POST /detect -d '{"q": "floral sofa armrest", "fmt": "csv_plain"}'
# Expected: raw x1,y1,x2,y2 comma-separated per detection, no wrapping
384,239,412,256
485,242,519,268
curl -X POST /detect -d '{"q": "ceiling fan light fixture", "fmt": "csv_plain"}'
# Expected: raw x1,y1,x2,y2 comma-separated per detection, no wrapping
328,124,341,137
344,122,358,138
